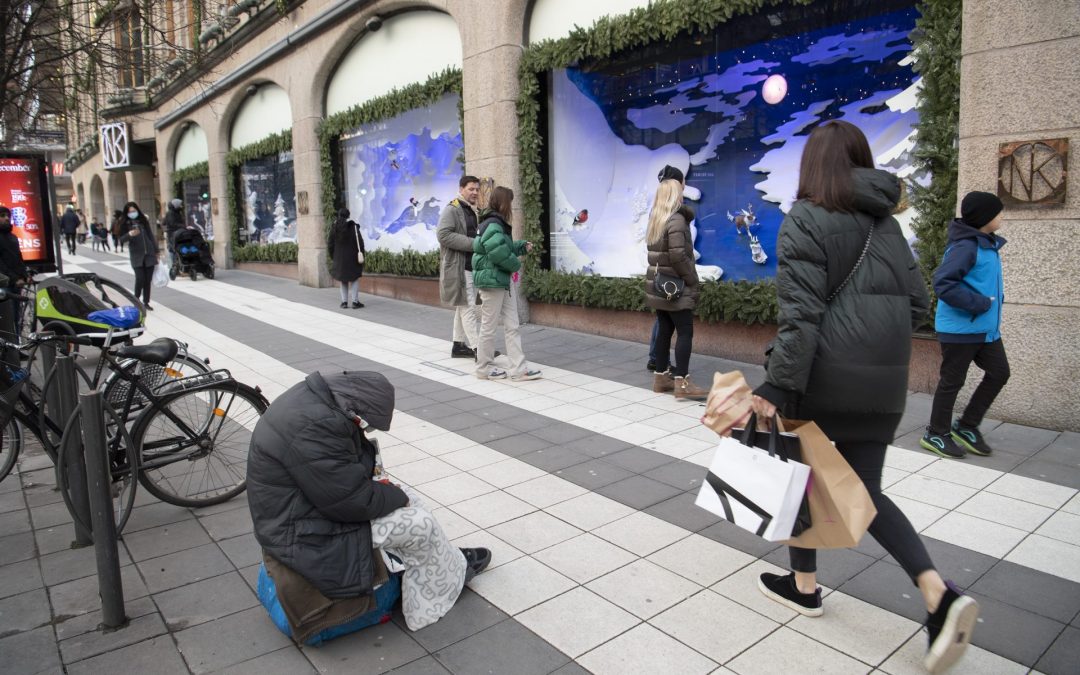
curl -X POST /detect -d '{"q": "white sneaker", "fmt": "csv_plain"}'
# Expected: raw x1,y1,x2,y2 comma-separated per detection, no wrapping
475,368,507,380
511,370,542,381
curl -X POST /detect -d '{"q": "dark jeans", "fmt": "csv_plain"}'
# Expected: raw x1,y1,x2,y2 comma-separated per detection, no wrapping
64,233,76,254
654,309,693,377
132,265,154,305
647,318,673,364
790,440,935,584
929,339,1010,434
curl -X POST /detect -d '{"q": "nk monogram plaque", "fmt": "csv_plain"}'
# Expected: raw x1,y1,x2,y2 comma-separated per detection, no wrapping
998,138,1068,207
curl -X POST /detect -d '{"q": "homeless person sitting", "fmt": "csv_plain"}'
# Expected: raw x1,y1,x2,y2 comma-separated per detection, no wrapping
247,371,492,635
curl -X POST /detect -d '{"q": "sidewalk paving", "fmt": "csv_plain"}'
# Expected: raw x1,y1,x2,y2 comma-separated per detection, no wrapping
0,251,1077,674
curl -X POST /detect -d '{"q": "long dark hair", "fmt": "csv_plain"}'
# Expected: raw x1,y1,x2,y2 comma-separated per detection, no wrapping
796,120,875,213
488,186,513,222
122,201,147,225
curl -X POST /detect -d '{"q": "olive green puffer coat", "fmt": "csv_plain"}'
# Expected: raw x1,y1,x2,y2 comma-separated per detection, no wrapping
757,168,930,437
472,214,527,290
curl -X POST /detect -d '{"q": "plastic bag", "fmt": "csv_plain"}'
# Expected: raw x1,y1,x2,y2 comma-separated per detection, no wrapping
152,264,170,288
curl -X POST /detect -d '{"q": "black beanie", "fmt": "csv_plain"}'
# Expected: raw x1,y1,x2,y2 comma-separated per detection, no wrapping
960,191,1003,229
658,165,684,183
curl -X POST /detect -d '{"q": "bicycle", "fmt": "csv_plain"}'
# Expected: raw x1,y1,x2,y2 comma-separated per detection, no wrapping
53,334,267,534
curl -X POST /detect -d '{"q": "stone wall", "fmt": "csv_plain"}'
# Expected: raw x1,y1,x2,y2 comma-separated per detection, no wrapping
959,0,1080,430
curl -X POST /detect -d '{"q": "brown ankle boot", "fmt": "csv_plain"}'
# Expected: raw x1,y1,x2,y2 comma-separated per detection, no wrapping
673,375,708,401
653,371,674,393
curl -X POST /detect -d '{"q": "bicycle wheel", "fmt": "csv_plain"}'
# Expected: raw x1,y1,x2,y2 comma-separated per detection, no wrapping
37,360,93,462
134,381,265,507
55,400,139,536
0,416,21,483
103,349,212,420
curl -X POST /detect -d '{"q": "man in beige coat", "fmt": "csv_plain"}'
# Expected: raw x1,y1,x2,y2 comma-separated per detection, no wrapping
437,176,481,358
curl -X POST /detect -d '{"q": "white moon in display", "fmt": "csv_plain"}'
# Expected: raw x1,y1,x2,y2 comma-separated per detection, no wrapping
762,74,788,104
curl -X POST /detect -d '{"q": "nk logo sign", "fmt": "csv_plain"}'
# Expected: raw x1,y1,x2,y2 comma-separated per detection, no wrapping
101,122,131,169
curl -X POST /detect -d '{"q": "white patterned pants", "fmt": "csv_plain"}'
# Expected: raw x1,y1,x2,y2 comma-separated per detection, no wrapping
370,486,466,631
451,271,479,349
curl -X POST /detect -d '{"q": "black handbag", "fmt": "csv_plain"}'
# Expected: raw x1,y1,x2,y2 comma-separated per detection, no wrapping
652,262,685,301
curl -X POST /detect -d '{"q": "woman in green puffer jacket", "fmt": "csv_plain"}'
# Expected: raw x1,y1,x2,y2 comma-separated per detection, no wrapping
471,186,541,381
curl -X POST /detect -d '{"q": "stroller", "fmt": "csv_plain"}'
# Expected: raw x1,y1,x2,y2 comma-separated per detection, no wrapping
170,226,215,281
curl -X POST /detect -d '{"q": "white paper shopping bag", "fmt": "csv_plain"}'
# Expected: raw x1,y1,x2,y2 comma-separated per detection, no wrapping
695,430,811,542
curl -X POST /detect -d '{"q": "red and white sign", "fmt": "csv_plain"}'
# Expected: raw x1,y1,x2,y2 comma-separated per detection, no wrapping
0,158,48,261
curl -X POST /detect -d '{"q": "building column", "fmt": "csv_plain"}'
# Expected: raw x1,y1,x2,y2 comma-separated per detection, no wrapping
291,114,332,288
206,149,231,268
958,0,1080,430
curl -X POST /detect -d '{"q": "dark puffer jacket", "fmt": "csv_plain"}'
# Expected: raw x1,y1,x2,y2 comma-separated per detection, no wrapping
644,206,699,312
247,371,408,598
755,168,929,442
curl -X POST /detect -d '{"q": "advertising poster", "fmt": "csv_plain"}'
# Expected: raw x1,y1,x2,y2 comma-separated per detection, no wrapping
0,157,50,262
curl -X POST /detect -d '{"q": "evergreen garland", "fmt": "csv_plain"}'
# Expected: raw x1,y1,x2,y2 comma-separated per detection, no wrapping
171,161,209,199
517,0,959,325
911,0,962,324
317,69,462,274
225,129,295,263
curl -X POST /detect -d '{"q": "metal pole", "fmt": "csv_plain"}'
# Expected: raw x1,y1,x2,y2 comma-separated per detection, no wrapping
79,389,127,629
56,355,92,545
41,342,58,431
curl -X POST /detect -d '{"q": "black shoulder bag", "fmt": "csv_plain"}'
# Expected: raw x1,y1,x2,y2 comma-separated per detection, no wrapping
653,262,685,301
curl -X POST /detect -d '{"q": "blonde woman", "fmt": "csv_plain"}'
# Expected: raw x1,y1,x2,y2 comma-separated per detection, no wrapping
644,168,706,400
477,177,496,217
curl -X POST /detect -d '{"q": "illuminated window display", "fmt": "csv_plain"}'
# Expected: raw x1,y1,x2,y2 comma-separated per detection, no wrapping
239,151,296,246
546,2,920,280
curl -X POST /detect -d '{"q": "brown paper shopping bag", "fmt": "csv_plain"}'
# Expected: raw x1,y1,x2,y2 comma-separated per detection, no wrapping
779,419,877,549
701,371,753,437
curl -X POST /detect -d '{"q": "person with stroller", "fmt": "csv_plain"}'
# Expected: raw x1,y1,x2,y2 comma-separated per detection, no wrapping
119,201,159,310
163,198,185,256
247,370,491,632
327,208,365,309
749,120,978,674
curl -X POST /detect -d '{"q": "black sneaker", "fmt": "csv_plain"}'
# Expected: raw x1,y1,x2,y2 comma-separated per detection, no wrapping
925,581,979,674
352,301,364,309
451,342,474,358
757,572,822,617
920,430,966,459
461,547,492,583
951,422,992,456
340,301,348,309
646,360,657,372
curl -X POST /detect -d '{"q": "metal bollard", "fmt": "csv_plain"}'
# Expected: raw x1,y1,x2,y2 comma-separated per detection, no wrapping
79,389,127,629
41,342,58,433
56,355,93,546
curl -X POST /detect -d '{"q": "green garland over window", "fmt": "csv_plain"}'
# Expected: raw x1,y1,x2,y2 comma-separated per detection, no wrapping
516,0,958,326
225,129,296,264
171,161,209,199
317,69,462,278
910,0,961,325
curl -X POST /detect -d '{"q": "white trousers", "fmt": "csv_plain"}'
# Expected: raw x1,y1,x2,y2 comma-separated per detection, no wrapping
370,486,466,631
475,287,527,377
451,270,479,349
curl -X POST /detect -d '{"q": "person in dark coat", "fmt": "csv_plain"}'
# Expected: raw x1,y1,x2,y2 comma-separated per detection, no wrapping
0,206,28,287
163,198,185,254
327,208,366,309
110,210,125,252
247,371,491,631
118,201,159,310
749,120,978,674
60,204,79,255
643,169,707,401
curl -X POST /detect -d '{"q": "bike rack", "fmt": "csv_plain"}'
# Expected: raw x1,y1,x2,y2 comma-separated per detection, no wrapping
78,389,128,630
55,355,93,547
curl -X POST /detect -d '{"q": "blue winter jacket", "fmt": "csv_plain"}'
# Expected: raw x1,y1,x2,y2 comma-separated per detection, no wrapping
933,219,1006,343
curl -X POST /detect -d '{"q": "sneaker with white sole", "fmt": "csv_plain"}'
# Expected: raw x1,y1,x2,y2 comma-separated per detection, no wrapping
475,368,507,380
758,572,823,617
924,581,979,674
511,369,542,381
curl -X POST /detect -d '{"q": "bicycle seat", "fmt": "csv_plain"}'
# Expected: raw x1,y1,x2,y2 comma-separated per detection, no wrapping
116,338,178,366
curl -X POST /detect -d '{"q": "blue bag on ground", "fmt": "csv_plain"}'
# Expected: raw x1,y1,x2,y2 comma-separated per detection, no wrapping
256,562,400,646
87,306,142,329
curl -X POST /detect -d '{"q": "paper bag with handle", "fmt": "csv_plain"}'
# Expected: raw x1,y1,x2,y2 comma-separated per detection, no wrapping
779,418,877,549
701,371,754,436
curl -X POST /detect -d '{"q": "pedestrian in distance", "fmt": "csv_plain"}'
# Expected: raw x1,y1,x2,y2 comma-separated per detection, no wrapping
472,186,541,381
75,209,88,244
60,204,79,255
921,191,1009,459
119,201,159,311
163,198,185,256
327,207,366,309
749,120,977,674
438,175,483,360
111,210,125,252
644,167,707,401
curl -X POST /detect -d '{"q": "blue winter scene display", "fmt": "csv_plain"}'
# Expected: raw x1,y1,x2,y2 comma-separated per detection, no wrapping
340,94,464,254
239,151,296,246
547,4,921,280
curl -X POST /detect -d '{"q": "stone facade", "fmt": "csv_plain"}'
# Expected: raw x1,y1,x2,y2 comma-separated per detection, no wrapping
958,0,1080,430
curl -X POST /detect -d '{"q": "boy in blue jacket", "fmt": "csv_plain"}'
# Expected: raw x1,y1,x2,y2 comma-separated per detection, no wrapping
921,192,1009,459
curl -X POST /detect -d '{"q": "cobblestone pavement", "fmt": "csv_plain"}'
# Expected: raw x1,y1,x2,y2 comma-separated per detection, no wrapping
1,249,1077,674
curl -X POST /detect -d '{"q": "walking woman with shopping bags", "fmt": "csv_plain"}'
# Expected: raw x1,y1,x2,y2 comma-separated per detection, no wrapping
119,201,159,310
328,208,365,309
749,120,978,674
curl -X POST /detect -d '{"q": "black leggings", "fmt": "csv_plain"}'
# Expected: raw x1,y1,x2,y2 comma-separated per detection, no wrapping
789,440,935,585
132,265,154,305
64,233,76,253
929,339,1010,434
654,309,694,377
